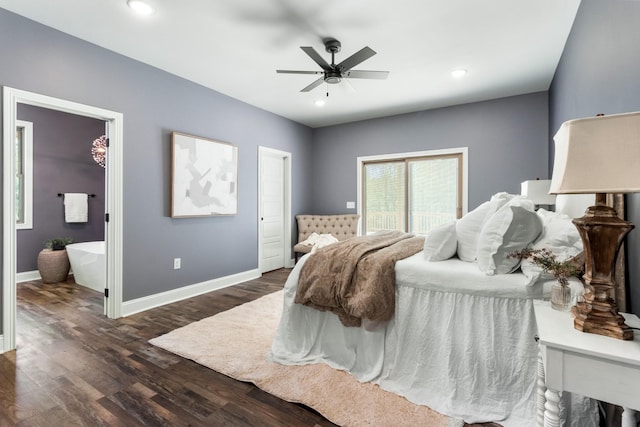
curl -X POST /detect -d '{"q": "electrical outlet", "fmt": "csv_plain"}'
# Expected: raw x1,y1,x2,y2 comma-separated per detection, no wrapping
173,258,181,269
346,201,356,209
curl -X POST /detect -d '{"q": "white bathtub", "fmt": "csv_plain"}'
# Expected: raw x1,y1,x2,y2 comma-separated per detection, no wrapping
66,241,105,293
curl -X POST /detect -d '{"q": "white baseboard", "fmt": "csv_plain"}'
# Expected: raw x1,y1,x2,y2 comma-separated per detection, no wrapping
122,268,261,317
16,270,76,284
16,270,41,283
0,335,4,354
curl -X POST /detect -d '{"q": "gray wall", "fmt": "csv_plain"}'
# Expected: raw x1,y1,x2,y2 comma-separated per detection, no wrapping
311,92,550,214
0,8,314,312
4,1,638,322
549,0,640,315
16,104,106,273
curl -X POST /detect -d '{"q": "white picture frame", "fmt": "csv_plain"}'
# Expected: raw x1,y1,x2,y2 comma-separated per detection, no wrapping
171,132,238,217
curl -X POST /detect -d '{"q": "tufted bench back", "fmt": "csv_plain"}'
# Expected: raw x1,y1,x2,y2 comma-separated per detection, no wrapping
296,214,360,243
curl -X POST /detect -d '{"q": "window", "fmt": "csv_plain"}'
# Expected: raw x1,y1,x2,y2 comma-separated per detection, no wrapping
359,148,467,235
16,120,33,230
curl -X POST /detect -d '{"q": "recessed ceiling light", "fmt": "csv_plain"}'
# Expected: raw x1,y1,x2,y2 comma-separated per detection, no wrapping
451,69,468,78
127,0,154,16
314,99,326,107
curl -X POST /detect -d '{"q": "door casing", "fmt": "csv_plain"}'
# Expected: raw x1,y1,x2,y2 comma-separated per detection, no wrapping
2,86,124,352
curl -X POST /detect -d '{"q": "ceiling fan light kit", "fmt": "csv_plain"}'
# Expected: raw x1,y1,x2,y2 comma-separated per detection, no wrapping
277,38,389,93
324,71,342,85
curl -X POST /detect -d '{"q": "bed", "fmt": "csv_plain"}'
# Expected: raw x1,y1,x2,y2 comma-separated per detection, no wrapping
270,194,600,426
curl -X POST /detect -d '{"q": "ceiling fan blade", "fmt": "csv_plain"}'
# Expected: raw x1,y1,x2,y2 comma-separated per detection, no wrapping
340,79,356,93
277,70,323,75
337,46,376,72
301,77,324,92
301,47,332,71
344,70,389,80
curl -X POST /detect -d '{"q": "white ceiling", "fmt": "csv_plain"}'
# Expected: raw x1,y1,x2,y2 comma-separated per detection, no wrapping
0,0,581,128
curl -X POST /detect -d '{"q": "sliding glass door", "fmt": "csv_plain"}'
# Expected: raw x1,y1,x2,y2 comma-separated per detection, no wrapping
363,153,462,235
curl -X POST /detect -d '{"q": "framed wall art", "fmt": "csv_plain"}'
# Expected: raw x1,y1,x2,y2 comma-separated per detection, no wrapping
171,132,238,217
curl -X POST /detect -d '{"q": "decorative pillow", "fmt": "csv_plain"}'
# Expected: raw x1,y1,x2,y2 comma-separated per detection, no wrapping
423,221,457,261
520,209,583,286
476,198,542,275
455,192,519,262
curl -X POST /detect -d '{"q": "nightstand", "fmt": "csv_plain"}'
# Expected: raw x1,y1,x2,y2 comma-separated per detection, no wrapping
533,300,640,427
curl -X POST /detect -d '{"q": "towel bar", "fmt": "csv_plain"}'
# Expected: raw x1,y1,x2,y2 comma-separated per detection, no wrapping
57,193,96,198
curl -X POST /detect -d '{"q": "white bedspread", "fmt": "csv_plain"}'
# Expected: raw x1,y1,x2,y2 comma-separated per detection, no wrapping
270,253,598,427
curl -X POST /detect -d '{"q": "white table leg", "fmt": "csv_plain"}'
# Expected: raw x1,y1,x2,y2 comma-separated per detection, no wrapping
536,349,546,427
543,388,561,427
621,408,637,427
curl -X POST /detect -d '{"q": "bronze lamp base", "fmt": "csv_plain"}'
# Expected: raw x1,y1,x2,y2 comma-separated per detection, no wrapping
571,194,634,340
573,296,633,340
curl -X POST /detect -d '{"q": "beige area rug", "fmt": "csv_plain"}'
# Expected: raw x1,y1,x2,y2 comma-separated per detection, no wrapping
149,290,460,427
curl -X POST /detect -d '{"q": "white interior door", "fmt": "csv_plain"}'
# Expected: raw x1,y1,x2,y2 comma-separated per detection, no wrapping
260,149,286,272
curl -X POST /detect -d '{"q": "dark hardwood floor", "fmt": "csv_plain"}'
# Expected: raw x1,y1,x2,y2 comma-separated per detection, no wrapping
1,269,499,427
1,269,336,426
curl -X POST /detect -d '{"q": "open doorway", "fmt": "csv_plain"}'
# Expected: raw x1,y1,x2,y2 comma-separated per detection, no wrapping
2,87,124,353
15,105,106,286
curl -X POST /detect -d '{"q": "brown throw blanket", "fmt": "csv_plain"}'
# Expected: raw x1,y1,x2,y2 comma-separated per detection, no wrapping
295,231,425,327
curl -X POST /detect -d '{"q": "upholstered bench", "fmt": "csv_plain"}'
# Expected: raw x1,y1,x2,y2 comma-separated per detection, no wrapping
294,214,360,262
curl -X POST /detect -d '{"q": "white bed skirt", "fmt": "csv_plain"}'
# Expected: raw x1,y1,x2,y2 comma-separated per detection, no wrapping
270,254,599,427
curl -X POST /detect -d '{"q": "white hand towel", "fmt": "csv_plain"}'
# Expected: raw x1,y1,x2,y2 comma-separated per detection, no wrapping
64,193,88,223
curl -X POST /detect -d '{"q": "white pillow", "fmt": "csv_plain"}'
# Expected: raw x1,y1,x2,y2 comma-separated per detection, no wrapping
455,192,519,262
423,221,457,261
456,201,491,262
485,192,519,218
555,194,594,218
520,209,583,286
477,198,542,275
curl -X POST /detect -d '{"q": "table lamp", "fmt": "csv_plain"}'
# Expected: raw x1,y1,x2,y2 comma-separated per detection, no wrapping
521,179,556,208
550,111,640,340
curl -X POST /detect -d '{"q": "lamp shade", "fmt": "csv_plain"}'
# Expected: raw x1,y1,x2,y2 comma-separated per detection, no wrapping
549,111,640,194
521,179,556,205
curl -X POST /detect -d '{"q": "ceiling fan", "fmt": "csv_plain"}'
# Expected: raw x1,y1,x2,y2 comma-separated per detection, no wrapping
277,38,389,92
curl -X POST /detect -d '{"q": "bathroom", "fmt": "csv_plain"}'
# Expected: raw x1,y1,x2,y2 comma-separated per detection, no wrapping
16,104,106,292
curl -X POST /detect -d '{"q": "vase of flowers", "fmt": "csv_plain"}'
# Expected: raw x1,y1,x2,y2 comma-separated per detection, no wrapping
550,281,572,311
510,248,583,311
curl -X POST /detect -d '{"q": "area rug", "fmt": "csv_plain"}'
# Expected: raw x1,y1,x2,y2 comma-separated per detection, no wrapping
149,290,461,427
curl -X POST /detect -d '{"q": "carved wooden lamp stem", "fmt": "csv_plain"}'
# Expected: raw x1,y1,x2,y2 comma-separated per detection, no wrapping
572,193,634,339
